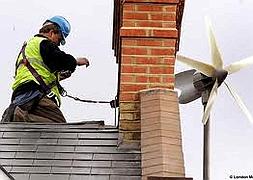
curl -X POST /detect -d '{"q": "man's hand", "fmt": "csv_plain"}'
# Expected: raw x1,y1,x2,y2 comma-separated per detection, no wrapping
76,57,89,67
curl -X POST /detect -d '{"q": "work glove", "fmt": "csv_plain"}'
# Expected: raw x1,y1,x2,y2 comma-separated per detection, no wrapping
59,70,72,81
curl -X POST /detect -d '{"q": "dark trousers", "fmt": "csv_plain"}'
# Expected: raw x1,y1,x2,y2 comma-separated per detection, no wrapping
2,94,66,123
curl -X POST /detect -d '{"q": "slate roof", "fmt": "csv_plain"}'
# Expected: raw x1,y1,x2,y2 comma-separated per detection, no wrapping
0,122,141,180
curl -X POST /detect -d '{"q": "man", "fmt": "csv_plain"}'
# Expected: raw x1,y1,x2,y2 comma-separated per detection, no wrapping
1,16,89,123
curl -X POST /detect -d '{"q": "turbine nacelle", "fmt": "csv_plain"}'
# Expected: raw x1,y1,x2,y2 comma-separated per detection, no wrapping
193,72,214,92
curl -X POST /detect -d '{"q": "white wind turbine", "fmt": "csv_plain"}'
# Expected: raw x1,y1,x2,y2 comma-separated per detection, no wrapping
176,17,253,180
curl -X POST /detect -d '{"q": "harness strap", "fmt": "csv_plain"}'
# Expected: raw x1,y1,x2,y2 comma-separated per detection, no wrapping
14,44,24,77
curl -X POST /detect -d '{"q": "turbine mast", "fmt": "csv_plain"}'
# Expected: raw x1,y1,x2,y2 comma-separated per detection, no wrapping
202,90,211,180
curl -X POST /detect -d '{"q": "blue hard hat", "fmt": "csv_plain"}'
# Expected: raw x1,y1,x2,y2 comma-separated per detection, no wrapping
47,16,71,45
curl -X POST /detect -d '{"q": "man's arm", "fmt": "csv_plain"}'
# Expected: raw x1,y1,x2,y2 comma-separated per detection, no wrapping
58,58,89,81
40,39,77,73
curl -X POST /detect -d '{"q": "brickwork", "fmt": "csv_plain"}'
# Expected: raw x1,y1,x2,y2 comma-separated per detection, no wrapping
140,89,185,179
118,0,180,146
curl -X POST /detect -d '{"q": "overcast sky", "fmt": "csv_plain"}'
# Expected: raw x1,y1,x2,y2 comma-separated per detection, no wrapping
1,0,253,179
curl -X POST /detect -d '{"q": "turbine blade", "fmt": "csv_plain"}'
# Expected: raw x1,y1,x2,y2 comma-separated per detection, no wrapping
224,82,253,124
205,16,224,69
224,56,253,74
176,54,215,77
202,79,218,124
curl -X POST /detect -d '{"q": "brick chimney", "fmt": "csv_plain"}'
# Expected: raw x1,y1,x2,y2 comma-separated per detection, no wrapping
113,0,185,147
112,0,189,178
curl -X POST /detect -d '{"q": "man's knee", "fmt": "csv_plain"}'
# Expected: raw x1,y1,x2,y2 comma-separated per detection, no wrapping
13,106,29,122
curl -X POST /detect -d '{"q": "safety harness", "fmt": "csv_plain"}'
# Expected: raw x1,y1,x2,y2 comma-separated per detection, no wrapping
16,42,60,106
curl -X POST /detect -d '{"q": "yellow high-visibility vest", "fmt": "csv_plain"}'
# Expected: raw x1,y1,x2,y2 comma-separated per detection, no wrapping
12,36,61,105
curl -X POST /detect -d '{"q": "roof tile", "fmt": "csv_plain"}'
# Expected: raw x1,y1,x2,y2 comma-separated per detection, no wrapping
70,175,110,180
30,174,69,180
15,152,36,159
110,175,141,180
35,152,55,159
70,167,91,174
3,132,41,138
73,153,93,160
20,138,58,145
37,145,75,153
0,138,20,145
72,160,111,167
112,161,141,168
0,152,16,158
11,173,30,180
12,159,34,166
0,159,13,166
